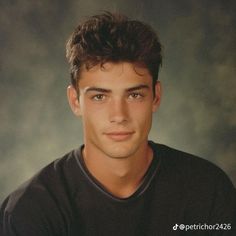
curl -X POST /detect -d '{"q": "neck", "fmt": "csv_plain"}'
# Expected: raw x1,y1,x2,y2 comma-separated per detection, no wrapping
82,141,153,198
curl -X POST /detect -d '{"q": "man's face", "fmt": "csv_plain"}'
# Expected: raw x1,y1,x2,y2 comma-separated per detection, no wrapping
68,62,161,159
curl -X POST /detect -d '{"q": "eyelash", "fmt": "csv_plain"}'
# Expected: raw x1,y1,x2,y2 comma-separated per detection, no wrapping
91,94,106,101
128,92,144,99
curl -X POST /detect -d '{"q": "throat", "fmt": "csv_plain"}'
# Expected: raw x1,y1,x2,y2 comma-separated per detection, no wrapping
82,144,153,198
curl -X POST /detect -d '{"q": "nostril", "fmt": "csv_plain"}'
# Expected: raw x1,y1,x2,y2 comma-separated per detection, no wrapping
110,112,128,123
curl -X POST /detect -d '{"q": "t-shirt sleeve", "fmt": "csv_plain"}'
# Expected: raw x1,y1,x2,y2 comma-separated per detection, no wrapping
0,183,68,236
0,194,51,236
208,168,236,235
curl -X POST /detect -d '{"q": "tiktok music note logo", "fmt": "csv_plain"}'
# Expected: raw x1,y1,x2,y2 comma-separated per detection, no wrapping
173,224,178,230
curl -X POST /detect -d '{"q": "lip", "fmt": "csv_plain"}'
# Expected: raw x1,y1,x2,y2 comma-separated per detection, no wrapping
104,131,135,141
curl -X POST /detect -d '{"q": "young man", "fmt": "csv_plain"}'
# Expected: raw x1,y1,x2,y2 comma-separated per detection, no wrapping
0,12,235,236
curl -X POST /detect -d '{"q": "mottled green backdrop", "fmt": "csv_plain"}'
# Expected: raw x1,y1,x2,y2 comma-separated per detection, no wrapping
1,0,236,202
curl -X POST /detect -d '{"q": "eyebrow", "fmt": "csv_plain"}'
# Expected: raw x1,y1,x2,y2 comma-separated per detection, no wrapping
84,87,112,94
84,84,150,94
126,84,150,92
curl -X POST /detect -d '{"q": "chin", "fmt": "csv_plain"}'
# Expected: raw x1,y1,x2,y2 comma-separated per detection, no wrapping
102,144,139,160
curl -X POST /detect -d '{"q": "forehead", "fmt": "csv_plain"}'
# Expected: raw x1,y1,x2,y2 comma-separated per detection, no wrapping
79,62,152,87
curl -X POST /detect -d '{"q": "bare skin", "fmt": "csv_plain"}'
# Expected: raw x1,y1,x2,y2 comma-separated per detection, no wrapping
67,62,161,198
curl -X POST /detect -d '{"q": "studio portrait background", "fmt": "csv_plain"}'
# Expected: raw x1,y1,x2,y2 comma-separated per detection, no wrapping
0,0,236,202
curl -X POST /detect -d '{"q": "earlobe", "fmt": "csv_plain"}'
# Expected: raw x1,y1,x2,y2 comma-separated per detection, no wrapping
152,81,161,112
67,85,81,116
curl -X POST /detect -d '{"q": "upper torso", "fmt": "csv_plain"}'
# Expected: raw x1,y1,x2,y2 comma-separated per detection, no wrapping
1,142,236,235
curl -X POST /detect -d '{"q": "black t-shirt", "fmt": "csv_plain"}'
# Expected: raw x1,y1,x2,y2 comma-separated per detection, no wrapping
1,142,236,235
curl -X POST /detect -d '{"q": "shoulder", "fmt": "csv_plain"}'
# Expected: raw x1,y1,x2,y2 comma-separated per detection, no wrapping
151,142,235,193
0,149,79,223
153,142,231,177
152,142,236,225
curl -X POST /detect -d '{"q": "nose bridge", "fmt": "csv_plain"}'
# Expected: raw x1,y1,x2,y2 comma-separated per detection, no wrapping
109,96,128,123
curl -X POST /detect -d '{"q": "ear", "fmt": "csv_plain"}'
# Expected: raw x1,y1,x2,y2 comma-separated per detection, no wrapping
67,85,81,117
152,81,161,112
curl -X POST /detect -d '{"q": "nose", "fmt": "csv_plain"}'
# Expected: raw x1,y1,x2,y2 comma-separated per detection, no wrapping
109,98,128,124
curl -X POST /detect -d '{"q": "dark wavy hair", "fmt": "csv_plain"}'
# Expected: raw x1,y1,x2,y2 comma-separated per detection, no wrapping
66,12,162,89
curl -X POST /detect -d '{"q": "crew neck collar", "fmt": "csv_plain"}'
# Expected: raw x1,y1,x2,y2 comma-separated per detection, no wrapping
75,141,162,202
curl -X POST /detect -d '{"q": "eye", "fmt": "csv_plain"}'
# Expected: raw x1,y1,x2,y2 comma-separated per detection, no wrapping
128,92,143,100
91,94,106,101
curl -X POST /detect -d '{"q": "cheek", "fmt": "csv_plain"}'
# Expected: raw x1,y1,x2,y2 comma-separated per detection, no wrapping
81,99,105,116
81,103,107,128
130,103,153,124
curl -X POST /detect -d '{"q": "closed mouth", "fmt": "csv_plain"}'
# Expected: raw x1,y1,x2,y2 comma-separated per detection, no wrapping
104,131,135,141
